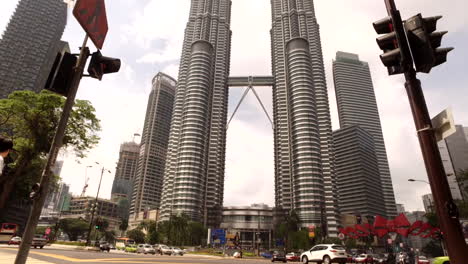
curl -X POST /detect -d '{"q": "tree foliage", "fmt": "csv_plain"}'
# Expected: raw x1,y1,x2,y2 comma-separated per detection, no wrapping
119,218,129,236
127,229,145,244
0,90,101,208
59,218,89,241
422,240,444,257
156,215,207,246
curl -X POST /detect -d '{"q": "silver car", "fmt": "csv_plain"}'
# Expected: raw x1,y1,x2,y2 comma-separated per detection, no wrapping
136,244,156,255
171,247,184,256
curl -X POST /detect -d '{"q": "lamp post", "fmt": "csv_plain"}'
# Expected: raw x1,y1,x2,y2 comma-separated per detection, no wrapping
85,163,111,246
408,179,429,184
408,178,446,255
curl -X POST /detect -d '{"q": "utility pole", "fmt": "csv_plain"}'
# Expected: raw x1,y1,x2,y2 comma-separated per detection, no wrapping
15,1,119,262
373,0,468,262
85,165,109,246
14,36,90,264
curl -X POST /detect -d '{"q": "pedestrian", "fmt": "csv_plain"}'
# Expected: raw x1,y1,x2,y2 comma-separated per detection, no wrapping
0,136,14,176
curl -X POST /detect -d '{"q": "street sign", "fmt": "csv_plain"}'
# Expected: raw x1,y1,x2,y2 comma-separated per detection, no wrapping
73,0,108,49
211,229,226,245
308,225,315,238
338,233,345,240
431,107,456,142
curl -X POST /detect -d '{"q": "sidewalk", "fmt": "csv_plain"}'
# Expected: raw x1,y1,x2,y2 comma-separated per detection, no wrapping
0,249,53,264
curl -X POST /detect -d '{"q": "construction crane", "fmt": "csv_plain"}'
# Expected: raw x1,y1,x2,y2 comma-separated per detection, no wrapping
80,165,93,197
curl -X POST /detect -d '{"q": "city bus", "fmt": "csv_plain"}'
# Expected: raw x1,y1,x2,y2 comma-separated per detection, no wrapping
115,237,135,250
0,223,19,243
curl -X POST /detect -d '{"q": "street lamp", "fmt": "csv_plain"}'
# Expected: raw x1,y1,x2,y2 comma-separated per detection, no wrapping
85,162,111,247
408,179,430,184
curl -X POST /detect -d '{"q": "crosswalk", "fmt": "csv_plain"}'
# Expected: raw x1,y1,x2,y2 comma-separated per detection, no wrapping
0,250,53,264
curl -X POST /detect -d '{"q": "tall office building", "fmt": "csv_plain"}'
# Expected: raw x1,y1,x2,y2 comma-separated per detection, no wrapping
437,125,468,200
0,0,67,98
111,142,140,201
333,126,386,217
333,51,397,217
422,194,434,213
270,0,339,234
129,73,176,218
159,0,339,234
159,0,232,227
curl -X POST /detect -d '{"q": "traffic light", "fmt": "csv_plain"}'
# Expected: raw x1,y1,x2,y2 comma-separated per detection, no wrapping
373,16,404,75
404,14,454,73
87,51,121,80
44,50,77,97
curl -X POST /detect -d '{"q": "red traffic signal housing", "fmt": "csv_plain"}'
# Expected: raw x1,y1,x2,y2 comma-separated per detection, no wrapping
87,50,121,80
373,16,404,75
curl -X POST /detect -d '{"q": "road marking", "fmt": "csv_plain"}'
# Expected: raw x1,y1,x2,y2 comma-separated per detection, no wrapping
0,250,53,264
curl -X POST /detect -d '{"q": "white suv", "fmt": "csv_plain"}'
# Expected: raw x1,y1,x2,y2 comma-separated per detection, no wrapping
300,244,347,264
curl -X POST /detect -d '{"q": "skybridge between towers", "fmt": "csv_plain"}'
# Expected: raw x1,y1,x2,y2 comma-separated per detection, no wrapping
226,76,274,129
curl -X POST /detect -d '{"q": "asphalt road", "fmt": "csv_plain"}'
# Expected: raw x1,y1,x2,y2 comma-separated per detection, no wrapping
0,247,278,264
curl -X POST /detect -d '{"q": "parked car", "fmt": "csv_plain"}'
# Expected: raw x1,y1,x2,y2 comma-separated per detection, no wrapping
171,247,184,256
286,252,300,262
272,250,287,262
160,245,173,255
355,254,374,263
137,244,156,254
31,235,47,249
300,244,347,264
99,242,111,252
124,244,137,253
261,251,273,259
432,256,450,264
8,236,21,245
416,256,429,264
374,253,388,263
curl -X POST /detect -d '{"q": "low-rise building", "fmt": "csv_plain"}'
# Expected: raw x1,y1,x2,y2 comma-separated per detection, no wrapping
220,204,273,249
128,209,160,230
61,197,121,231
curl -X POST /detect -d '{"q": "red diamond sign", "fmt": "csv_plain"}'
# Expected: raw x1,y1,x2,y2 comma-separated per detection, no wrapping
73,0,108,49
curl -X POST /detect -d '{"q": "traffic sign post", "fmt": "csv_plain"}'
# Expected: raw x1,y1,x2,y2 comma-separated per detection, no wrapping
14,1,114,263
73,0,108,49
14,36,91,264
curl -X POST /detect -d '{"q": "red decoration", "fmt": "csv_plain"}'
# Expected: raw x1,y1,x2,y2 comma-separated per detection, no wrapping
339,214,439,240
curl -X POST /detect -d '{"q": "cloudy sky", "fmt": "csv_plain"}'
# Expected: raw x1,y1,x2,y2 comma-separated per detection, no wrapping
1,0,467,212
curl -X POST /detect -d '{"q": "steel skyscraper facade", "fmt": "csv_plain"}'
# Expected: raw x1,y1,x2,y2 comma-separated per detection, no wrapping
332,51,397,217
0,0,67,98
129,73,176,218
160,0,232,227
160,0,339,234
270,0,339,234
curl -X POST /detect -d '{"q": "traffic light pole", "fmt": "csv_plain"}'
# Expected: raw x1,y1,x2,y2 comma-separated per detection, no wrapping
15,35,90,264
383,0,468,262
85,166,105,247
403,68,468,262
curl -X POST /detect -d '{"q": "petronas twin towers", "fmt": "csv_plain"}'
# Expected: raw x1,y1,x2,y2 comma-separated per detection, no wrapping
160,0,339,234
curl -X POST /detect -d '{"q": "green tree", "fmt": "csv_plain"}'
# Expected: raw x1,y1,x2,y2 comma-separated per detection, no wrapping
119,218,129,236
0,90,100,208
186,222,206,246
145,223,160,245
59,218,89,241
127,229,145,244
422,240,444,257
